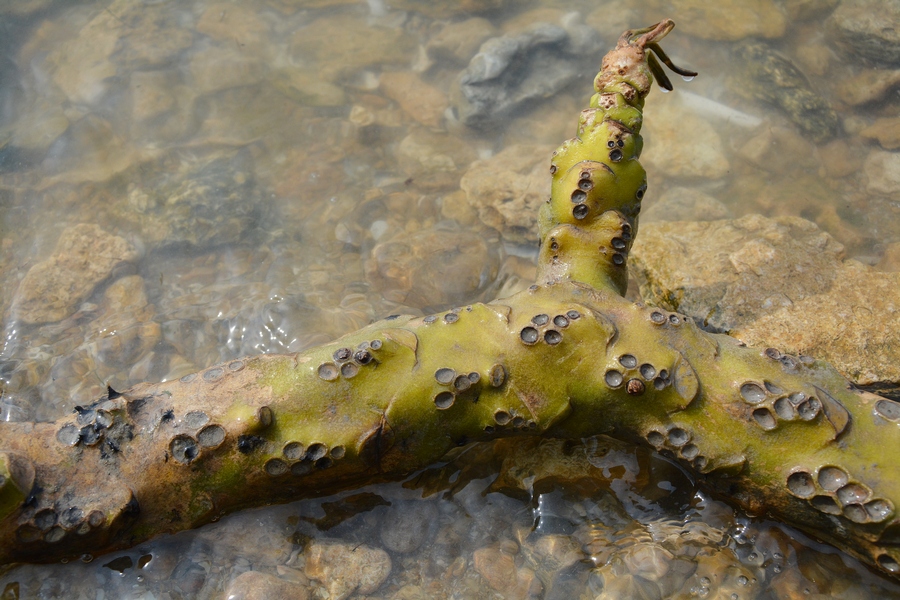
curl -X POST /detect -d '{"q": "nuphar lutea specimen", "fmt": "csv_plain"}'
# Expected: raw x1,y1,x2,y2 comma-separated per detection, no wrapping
3,19,900,582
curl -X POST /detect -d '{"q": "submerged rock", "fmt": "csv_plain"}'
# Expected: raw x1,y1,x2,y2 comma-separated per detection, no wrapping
11,224,138,325
631,215,900,386
732,42,839,143
452,22,603,128
304,540,391,600
121,149,265,249
224,570,310,600
460,144,552,244
365,224,501,311
644,0,786,40
829,0,900,65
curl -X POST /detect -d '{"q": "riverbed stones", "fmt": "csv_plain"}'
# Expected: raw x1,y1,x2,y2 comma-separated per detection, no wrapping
11,224,138,325
365,224,501,311
829,0,900,65
304,540,391,600
223,571,310,600
642,101,730,180
632,215,900,386
452,22,601,128
644,0,786,40
460,144,552,244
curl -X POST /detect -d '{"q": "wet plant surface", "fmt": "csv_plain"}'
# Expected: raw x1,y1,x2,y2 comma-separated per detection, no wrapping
2,0,900,598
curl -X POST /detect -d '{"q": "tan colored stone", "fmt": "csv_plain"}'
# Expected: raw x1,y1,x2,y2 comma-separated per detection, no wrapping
473,543,543,600
632,215,900,386
836,69,900,106
643,100,730,180
380,72,448,128
130,71,175,122
642,186,731,223
738,127,819,175
861,117,900,150
45,10,121,104
290,14,416,79
224,570,310,600
305,540,391,600
12,224,138,325
366,225,501,311
197,4,269,53
190,45,264,95
877,242,900,272
460,144,552,244
426,17,497,65
396,128,478,190
644,0,786,40
864,149,900,198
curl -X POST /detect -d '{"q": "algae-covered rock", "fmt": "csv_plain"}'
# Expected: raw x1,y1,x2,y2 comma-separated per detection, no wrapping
631,215,900,386
731,42,839,143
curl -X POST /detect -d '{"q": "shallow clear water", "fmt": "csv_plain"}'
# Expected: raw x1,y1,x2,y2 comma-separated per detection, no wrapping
1,0,900,598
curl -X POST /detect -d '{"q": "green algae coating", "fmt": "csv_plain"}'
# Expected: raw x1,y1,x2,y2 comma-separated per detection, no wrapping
3,19,900,584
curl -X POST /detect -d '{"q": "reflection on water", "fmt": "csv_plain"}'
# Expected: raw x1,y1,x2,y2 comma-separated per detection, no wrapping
1,0,899,597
